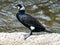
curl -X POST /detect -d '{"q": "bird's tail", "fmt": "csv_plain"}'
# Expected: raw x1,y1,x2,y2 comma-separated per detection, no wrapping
44,30,53,33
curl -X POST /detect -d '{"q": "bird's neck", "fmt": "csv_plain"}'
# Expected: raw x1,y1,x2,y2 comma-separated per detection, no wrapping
18,10,25,14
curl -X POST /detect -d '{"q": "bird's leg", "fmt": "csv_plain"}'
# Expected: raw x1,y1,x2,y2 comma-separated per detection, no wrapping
30,30,32,35
24,30,32,39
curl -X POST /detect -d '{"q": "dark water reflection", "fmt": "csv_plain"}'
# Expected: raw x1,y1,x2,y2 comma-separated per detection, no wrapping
0,0,60,33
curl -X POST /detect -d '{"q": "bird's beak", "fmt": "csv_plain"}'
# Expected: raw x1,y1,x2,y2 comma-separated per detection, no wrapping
16,6,20,9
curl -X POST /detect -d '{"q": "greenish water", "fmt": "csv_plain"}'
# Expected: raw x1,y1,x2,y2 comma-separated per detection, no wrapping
0,0,60,33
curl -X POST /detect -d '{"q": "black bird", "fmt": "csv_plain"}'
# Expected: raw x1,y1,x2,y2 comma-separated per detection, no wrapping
16,4,52,39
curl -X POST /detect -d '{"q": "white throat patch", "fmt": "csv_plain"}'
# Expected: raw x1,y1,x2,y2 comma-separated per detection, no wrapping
30,26,35,30
20,6,25,10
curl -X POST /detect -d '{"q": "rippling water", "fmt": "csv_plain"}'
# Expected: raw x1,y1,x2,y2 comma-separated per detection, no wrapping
0,0,60,33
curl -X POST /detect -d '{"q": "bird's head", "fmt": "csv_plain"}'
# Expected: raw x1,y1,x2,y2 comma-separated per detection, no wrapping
16,4,25,10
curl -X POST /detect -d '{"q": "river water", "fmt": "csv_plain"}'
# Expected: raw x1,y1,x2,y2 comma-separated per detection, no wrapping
0,0,60,33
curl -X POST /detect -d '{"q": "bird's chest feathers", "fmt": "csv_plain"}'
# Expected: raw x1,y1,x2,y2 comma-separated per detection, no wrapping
19,15,27,20
16,14,26,22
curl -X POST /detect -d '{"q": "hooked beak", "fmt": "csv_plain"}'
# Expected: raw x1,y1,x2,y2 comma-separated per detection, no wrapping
16,6,20,9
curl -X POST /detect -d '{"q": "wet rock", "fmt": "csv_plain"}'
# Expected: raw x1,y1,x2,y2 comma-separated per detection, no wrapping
35,12,51,21
48,3,60,13
31,5,38,10
55,14,60,20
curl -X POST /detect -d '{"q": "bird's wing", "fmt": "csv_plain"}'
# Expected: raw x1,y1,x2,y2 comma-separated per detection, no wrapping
21,14,43,28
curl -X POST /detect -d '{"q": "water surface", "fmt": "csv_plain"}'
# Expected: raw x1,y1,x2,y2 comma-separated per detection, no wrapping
0,0,60,33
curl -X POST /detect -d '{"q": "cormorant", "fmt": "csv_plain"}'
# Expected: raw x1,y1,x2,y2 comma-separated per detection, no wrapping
16,4,52,39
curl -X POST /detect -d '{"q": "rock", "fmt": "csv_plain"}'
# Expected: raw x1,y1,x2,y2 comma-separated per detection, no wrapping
0,32,60,45
0,32,25,45
24,33,60,45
